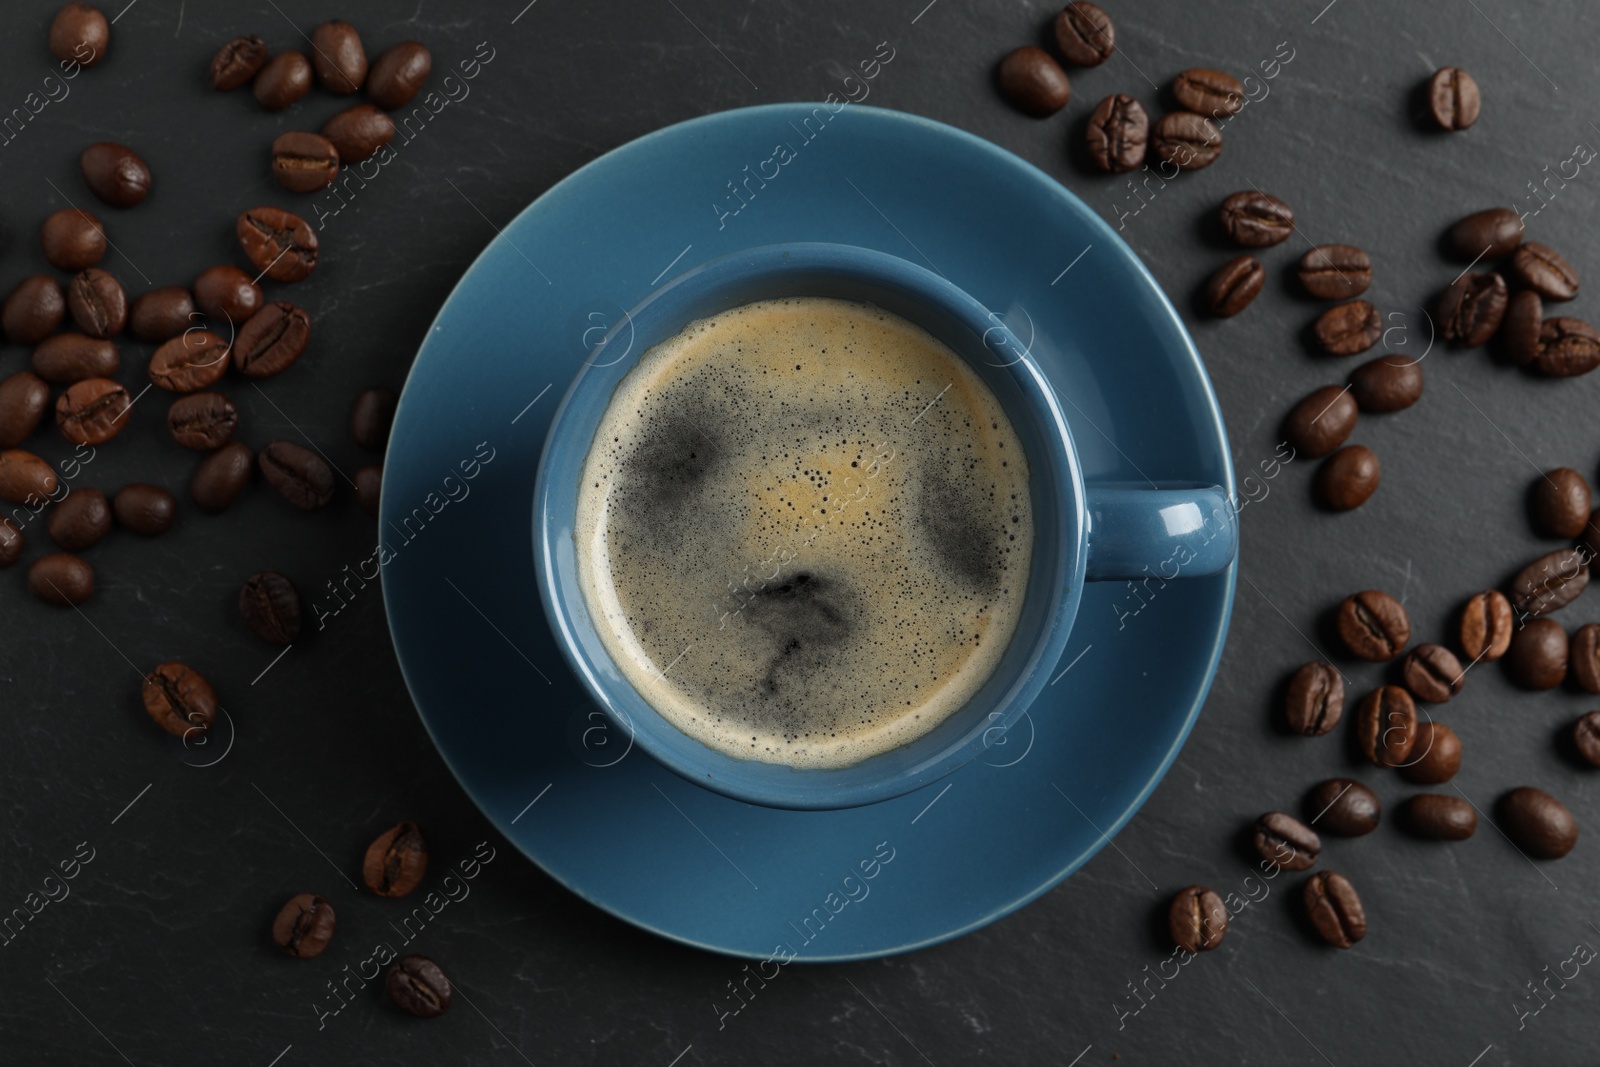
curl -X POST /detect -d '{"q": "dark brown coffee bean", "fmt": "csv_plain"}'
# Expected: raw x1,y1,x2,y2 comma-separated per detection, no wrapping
1532,468,1591,538
66,268,127,339
1503,290,1543,364
129,286,196,342
234,303,311,379
190,442,252,514
364,821,428,898
192,265,262,325
1348,354,1421,413
113,483,175,535
1151,112,1221,170
1403,794,1476,840
141,662,217,737
49,3,108,66
1167,885,1226,952
1507,618,1568,689
1572,711,1600,767
1053,2,1114,66
1297,244,1370,300
3,275,66,344
322,103,395,164
166,393,238,451
1586,508,1600,563
1219,191,1293,247
1438,271,1507,347
1336,589,1410,661
355,463,381,516
41,208,106,271
149,331,230,393
1401,721,1461,784
32,334,118,384
0,448,59,504
1427,67,1480,130
80,142,150,208
271,132,340,194
1460,590,1514,662
1312,300,1381,356
211,34,269,90
253,51,312,111
1316,445,1380,511
46,487,110,551
1303,871,1365,948
1355,685,1418,767
260,441,334,510
29,552,93,605
1285,661,1344,736
311,19,367,94
1306,778,1380,837
1203,255,1263,318
1510,241,1579,301
387,956,451,1018
236,206,319,284
0,518,22,567
1535,316,1600,377
1445,207,1523,260
1283,385,1356,459
0,372,51,448
350,388,397,451
240,571,302,645
1401,643,1464,703
272,893,335,958
1254,812,1320,871
1083,94,1146,173
1498,787,1577,858
56,377,130,445
1510,547,1589,615
1173,68,1243,118
996,47,1070,117
1570,624,1600,694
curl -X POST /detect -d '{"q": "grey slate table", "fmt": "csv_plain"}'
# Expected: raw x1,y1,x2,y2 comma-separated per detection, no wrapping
3,0,1598,1063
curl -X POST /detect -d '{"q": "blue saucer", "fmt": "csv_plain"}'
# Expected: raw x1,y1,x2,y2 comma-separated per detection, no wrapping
382,103,1236,961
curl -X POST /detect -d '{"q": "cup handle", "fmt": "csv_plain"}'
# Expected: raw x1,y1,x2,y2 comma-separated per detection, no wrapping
1083,485,1238,582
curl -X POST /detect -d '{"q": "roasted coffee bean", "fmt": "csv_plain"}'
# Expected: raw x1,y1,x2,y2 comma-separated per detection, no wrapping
1173,68,1243,118
234,303,311,379
66,268,127,339
1312,300,1381,356
1283,385,1356,459
1203,255,1263,317
237,206,319,284
1427,66,1480,130
1355,685,1418,767
387,956,451,1018
1404,794,1476,840
996,47,1070,117
364,821,428,898
1507,618,1568,689
0,372,51,448
253,51,312,111
32,334,118,384
322,103,395,164
271,132,340,194
1511,547,1589,615
80,142,150,208
113,483,175,535
1531,468,1591,538
0,448,59,504
1439,271,1507,347
1572,711,1600,768
211,34,269,90
1337,589,1410,661
350,388,397,451
1254,812,1320,871
1567,623,1600,695
1503,289,1543,364
272,893,335,959
1053,1,1114,66
1168,885,1226,952
149,331,230,393
1316,445,1380,511
1535,317,1600,377
1307,778,1380,836
1084,93,1147,173
311,19,367,93
1151,112,1221,170
50,3,108,66
190,442,252,513
355,463,381,516
193,265,263,325
1499,787,1577,858
1219,191,1293,247
40,208,106,271
1401,721,1462,784
29,553,93,605
1460,589,1514,662
1401,643,1464,703
129,286,195,342
260,441,334,510
1510,241,1579,301
166,393,238,451
0,518,22,567
1298,244,1370,300
141,661,217,737
1303,871,1365,948
1586,508,1600,562
1285,660,1344,736
1445,207,1523,260
56,378,130,445
240,571,302,645
1348,354,1421,413
46,487,110,551
3,275,66,344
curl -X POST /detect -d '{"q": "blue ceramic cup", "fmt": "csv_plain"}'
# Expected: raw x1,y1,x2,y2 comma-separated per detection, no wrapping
535,244,1236,810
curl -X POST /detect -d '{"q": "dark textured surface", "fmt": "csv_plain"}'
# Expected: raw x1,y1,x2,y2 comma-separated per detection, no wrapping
3,0,1599,1064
